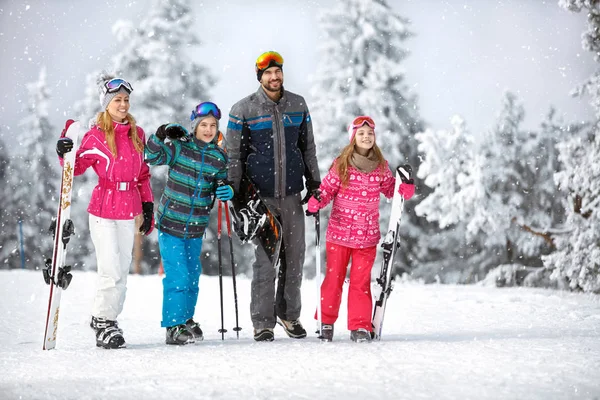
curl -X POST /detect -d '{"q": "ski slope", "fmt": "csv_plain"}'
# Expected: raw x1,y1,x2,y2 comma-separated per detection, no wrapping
1,270,599,400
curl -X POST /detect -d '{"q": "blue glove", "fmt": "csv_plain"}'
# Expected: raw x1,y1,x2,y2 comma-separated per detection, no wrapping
216,185,234,201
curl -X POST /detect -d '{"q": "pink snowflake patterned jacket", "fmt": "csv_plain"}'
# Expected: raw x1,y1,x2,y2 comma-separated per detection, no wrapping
318,160,395,249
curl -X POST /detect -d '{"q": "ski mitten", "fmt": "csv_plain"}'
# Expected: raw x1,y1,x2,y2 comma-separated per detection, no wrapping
165,123,190,141
306,196,321,216
139,202,155,235
396,164,415,200
56,138,74,158
398,183,415,200
216,184,234,201
155,124,168,141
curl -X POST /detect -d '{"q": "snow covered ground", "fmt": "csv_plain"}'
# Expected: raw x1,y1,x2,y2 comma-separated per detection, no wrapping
1,270,599,400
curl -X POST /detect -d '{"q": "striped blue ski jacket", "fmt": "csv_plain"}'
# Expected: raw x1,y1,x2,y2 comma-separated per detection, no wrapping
145,134,228,239
226,87,320,198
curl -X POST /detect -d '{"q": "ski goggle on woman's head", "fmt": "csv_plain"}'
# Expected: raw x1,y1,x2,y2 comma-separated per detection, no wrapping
190,101,221,121
351,116,375,130
103,78,133,95
255,51,284,71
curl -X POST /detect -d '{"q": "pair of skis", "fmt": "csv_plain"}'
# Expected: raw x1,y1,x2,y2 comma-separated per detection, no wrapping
42,120,81,350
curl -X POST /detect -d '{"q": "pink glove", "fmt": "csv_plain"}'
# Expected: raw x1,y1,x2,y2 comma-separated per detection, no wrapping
307,196,321,214
398,182,415,200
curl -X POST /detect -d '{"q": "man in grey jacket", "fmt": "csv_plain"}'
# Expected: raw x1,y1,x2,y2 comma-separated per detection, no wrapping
226,51,321,341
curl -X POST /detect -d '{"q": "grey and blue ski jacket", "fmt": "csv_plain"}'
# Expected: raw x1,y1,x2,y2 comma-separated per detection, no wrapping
226,87,320,198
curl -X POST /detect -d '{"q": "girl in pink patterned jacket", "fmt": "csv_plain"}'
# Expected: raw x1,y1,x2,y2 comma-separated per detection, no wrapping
306,115,415,343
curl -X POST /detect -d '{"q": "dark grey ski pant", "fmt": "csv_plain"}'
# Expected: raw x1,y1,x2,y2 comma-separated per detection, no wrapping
250,193,305,330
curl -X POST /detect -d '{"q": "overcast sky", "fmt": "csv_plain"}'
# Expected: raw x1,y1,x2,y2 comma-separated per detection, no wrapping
0,0,596,139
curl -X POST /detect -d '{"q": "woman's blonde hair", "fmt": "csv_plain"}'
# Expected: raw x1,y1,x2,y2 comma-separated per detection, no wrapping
330,136,387,188
96,111,143,157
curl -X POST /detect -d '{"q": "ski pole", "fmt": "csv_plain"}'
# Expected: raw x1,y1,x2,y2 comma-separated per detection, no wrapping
224,203,242,338
217,200,227,340
315,210,323,339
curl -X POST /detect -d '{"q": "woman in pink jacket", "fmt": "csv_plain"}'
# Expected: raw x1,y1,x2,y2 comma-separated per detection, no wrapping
306,116,415,343
56,74,154,349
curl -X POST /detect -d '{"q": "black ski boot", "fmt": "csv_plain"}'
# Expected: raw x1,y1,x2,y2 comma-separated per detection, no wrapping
350,328,372,343
90,316,126,349
166,324,194,345
185,318,204,341
320,323,334,342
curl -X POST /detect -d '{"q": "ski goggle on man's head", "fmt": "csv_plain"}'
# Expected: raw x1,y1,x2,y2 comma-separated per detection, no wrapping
351,116,375,130
103,78,133,95
255,51,284,71
190,101,222,121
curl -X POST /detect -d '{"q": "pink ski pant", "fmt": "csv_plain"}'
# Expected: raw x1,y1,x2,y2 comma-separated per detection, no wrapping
316,242,376,331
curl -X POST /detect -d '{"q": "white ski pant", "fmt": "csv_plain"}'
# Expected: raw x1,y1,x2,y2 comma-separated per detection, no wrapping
89,215,135,321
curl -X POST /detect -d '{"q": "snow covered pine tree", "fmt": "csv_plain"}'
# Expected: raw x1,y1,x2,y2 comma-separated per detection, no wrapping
371,164,413,340
42,120,81,350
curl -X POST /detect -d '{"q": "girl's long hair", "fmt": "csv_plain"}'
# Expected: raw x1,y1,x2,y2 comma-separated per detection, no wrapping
96,111,143,157
331,137,387,188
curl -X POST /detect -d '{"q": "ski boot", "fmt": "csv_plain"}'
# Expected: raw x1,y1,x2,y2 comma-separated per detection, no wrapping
320,323,334,342
90,316,126,349
185,319,204,341
350,328,372,343
166,324,194,345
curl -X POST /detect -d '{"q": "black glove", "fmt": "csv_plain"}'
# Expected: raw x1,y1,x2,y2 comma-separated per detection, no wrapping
301,179,321,204
155,124,168,141
165,124,189,141
139,202,154,235
56,138,74,158
397,164,414,184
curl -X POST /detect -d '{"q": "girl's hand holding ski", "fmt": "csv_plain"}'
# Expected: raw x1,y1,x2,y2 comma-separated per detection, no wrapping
396,164,415,200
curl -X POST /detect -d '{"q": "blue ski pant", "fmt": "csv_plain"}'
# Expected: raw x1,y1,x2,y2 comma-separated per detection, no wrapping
158,230,203,328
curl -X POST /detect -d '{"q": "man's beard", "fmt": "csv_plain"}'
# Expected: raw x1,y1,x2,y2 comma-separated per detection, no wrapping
263,79,283,93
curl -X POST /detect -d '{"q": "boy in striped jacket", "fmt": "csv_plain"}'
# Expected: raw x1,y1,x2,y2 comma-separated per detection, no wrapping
145,102,233,345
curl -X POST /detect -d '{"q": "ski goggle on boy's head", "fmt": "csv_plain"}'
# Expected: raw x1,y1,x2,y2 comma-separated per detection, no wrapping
351,116,375,130
103,78,133,95
190,102,222,121
255,51,284,71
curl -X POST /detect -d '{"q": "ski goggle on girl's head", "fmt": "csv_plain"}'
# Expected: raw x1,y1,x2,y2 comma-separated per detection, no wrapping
351,116,375,130
255,51,284,71
190,102,221,121
103,78,133,95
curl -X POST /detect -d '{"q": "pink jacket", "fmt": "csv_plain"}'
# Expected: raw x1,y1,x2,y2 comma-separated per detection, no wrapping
319,160,395,248
65,121,153,220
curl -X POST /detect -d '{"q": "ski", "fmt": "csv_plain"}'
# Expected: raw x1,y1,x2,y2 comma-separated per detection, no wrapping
42,120,81,350
371,166,409,340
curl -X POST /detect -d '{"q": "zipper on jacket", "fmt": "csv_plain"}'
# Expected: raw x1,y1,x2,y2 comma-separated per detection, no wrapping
184,145,208,238
273,106,285,199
